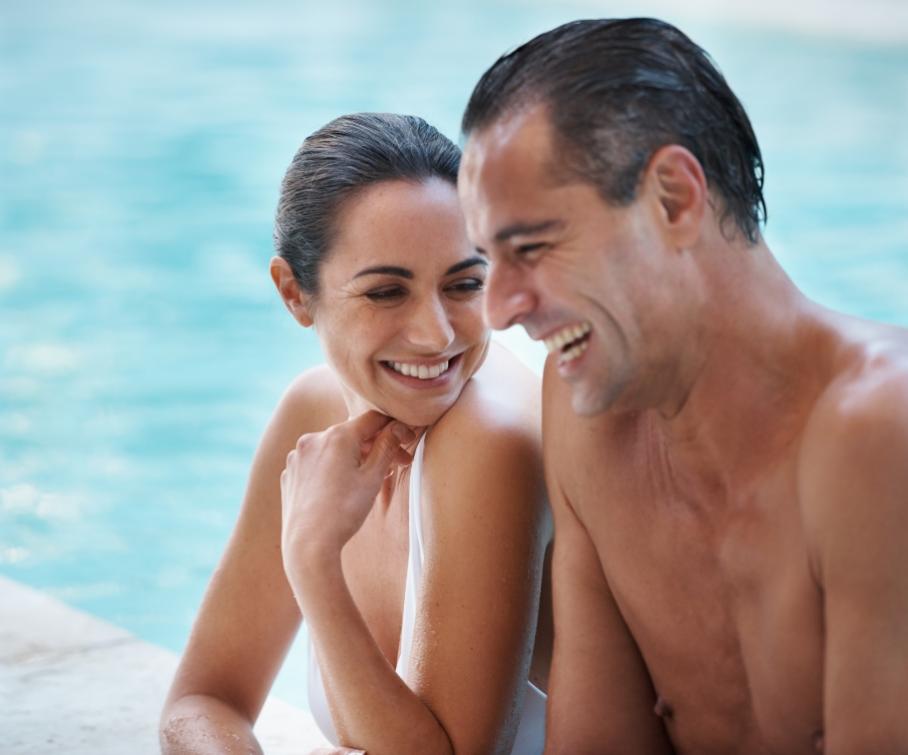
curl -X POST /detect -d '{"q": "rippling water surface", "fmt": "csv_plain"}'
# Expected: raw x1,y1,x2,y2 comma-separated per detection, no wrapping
2,0,906,706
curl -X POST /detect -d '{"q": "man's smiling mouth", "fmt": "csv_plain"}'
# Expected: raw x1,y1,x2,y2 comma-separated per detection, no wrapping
542,322,592,365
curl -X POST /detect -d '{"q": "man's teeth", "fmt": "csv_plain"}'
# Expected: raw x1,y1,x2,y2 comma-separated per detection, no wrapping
389,360,450,380
558,338,589,365
543,322,591,354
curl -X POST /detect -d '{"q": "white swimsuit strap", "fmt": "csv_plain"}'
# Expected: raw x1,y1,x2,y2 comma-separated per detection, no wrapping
395,432,427,678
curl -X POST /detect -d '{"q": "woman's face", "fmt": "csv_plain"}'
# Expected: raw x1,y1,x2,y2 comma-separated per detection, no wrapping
311,178,490,427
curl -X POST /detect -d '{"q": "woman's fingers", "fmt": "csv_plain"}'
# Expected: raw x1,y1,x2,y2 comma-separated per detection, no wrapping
344,410,394,443
394,446,414,467
361,422,414,479
280,414,419,558
341,411,418,468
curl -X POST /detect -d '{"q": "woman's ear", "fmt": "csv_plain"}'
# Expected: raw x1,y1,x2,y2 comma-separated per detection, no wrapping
643,144,707,248
270,256,314,327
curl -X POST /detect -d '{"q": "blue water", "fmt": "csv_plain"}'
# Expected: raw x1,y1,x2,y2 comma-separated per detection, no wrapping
2,1,907,707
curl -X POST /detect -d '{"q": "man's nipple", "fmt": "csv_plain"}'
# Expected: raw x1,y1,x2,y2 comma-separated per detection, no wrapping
653,695,674,720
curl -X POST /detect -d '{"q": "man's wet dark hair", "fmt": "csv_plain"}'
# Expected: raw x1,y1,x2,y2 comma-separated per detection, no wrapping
275,113,461,295
462,18,767,243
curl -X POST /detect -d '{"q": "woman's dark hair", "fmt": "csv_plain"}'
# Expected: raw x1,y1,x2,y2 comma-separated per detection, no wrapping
274,113,461,295
462,18,767,243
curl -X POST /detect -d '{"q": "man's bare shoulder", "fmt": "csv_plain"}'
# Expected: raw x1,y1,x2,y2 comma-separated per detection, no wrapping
800,321,908,476
798,322,908,567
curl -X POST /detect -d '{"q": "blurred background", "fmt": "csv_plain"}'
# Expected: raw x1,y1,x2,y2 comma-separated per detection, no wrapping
2,0,906,708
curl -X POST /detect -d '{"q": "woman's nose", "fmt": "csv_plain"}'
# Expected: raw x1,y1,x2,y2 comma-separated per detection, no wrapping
406,295,456,351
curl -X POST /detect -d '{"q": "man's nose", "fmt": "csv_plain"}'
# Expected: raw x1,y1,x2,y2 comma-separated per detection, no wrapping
406,294,456,351
483,263,535,331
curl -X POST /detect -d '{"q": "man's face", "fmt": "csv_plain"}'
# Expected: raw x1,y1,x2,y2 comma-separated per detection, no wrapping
459,106,670,416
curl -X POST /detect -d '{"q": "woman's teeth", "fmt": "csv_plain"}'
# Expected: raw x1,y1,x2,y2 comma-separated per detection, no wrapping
388,360,450,380
543,322,592,354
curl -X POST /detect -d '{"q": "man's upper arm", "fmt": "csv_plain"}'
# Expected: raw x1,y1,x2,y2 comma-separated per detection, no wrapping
545,476,673,754
542,360,672,754
800,373,908,753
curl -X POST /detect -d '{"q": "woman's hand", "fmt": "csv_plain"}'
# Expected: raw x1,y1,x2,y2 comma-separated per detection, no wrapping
279,410,415,582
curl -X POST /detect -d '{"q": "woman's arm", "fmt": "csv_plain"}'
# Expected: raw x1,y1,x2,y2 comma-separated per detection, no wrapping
283,372,548,754
280,412,456,754
160,694,265,754
160,370,337,752
403,399,549,753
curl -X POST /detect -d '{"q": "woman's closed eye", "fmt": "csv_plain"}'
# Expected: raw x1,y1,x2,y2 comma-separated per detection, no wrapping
364,285,406,302
444,277,485,298
364,277,484,304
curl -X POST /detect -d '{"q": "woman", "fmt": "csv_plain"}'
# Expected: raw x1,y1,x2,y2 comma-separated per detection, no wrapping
160,113,551,754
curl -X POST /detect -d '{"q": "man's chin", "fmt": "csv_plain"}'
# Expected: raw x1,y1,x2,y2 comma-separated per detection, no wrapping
570,382,615,417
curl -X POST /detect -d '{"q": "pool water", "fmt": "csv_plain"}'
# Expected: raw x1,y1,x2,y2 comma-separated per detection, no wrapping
2,1,906,708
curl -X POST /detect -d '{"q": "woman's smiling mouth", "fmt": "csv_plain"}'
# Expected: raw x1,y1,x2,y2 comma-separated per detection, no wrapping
381,354,459,384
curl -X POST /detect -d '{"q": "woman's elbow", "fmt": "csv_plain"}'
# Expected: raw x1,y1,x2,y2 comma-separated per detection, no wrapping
159,692,260,754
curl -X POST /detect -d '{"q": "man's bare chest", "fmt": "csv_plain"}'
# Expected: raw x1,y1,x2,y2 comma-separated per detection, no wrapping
577,463,826,754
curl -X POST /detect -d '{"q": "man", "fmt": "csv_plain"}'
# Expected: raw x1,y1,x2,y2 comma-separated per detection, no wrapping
458,18,908,755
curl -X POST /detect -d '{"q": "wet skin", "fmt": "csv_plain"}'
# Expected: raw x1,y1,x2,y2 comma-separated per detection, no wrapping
459,105,908,754
543,359,827,753
161,176,552,754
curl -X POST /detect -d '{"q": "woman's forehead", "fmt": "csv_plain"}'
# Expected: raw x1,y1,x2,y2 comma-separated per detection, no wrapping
324,179,473,276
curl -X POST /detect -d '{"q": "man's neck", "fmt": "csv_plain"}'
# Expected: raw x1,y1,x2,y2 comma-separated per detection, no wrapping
643,239,833,485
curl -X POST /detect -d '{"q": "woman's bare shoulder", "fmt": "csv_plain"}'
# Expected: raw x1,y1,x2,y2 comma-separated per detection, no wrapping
244,364,347,518
439,341,541,440
421,343,546,527
273,364,347,435
419,343,549,570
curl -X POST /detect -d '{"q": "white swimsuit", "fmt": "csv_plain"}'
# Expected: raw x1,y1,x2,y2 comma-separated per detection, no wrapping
307,435,547,753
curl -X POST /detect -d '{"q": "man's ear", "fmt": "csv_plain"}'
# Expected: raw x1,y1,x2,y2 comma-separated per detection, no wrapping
643,145,707,248
270,256,314,327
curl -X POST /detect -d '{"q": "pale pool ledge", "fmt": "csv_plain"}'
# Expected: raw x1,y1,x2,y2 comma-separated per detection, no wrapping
0,575,328,754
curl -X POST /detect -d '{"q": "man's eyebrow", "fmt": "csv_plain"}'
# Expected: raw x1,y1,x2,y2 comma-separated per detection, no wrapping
494,219,565,243
353,265,413,279
445,256,488,275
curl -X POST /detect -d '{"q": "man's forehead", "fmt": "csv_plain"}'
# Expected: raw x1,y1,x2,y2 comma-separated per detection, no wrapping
459,105,591,243
462,104,555,179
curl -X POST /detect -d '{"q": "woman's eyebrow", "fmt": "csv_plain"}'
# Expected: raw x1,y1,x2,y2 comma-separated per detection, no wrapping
353,265,413,279
353,257,487,280
445,256,488,275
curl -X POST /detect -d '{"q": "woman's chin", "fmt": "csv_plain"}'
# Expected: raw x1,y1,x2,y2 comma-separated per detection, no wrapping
345,390,450,429
384,401,451,429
